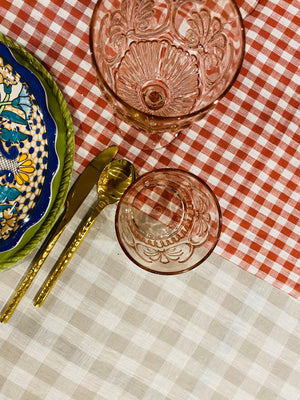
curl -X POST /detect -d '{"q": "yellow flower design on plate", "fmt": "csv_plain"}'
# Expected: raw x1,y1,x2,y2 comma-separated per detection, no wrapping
0,209,17,239
15,153,35,185
0,57,18,86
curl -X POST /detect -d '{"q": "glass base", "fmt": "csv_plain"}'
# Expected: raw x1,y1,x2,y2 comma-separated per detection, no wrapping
113,114,180,151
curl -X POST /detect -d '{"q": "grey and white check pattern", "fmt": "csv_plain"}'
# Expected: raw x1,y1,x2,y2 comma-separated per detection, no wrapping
1,173,299,400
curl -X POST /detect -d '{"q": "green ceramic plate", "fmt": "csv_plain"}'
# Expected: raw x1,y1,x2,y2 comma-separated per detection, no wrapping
0,33,74,270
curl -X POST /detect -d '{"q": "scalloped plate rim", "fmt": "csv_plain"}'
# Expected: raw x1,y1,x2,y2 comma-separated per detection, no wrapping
0,33,74,270
0,41,59,252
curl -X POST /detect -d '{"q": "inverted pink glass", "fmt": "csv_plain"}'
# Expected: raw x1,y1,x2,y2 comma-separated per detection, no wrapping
115,169,222,274
90,0,245,149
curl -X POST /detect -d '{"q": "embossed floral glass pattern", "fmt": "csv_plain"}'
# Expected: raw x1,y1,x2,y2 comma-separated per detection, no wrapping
115,169,222,274
91,0,245,149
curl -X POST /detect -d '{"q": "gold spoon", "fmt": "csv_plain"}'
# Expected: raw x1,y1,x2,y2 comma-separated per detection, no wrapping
33,159,136,307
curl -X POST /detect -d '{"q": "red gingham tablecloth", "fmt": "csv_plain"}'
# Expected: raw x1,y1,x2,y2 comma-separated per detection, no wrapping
0,0,299,298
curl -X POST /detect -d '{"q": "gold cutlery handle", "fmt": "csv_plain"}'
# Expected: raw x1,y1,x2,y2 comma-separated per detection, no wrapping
0,218,66,323
34,205,103,307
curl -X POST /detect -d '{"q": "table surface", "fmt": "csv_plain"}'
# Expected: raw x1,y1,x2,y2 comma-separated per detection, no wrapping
1,0,299,298
0,1,300,399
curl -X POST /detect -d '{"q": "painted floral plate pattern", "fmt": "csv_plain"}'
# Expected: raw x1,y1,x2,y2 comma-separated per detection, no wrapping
0,34,74,269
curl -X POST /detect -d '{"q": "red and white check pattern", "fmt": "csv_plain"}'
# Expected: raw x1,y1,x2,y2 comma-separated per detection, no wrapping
0,0,299,298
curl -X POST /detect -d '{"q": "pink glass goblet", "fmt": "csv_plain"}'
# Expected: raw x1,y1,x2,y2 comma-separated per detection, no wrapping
90,0,245,150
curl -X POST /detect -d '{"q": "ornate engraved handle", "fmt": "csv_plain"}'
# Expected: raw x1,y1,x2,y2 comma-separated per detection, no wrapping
0,218,67,323
33,203,105,307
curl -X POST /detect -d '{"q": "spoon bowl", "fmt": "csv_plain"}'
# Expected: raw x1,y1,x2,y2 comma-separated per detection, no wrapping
96,159,137,209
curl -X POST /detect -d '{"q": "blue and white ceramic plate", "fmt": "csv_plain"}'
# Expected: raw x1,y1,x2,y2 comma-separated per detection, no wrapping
0,34,74,269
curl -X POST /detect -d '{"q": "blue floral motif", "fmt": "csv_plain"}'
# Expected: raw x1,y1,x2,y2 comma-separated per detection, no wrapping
0,127,29,143
0,184,21,203
12,85,32,119
0,84,32,125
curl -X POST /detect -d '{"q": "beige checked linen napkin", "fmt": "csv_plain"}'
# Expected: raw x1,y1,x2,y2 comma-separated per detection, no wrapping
1,173,299,400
